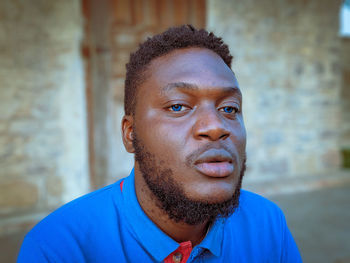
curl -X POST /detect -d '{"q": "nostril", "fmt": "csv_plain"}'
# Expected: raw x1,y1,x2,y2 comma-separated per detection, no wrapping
219,134,229,140
193,117,230,141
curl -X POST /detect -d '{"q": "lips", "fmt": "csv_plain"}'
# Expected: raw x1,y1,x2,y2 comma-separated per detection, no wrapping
193,149,234,178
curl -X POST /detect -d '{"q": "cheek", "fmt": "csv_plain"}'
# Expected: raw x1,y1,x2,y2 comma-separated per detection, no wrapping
137,119,189,159
233,119,247,153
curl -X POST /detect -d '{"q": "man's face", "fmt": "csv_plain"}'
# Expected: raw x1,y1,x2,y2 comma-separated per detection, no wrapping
132,47,246,223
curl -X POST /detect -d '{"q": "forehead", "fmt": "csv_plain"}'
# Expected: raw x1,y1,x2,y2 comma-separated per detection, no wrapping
140,47,238,94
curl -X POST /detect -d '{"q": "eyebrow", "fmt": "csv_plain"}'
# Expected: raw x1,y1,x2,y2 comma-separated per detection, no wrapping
161,82,242,97
162,82,198,92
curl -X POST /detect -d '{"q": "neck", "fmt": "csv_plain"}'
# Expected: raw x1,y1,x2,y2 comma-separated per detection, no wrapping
134,165,209,246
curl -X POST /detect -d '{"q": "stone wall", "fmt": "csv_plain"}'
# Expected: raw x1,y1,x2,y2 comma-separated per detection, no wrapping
207,0,345,184
341,37,350,168
341,38,350,149
0,0,89,236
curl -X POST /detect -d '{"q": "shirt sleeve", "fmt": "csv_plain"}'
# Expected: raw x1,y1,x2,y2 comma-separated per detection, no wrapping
17,235,50,263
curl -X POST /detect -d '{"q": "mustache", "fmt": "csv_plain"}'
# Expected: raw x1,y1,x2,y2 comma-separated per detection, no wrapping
185,143,236,166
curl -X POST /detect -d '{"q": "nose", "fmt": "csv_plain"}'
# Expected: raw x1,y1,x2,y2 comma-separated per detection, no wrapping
193,106,230,141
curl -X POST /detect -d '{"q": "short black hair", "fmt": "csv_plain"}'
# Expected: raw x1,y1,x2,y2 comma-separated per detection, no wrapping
124,24,233,115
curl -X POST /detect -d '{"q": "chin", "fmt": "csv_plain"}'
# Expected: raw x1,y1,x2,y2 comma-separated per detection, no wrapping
184,177,239,203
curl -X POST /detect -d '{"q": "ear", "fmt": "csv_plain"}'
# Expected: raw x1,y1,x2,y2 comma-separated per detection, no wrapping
121,115,135,153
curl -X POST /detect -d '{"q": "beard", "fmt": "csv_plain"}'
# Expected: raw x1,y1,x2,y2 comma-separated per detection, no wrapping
133,132,246,225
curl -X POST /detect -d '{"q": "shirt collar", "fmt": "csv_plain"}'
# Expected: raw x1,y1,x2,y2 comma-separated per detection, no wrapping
197,217,225,257
119,168,225,260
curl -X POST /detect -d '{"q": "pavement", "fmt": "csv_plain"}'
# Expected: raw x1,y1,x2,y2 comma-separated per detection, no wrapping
269,183,350,263
1,181,350,263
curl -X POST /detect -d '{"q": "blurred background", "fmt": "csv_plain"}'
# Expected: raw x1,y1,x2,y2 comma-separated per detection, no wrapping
0,0,349,262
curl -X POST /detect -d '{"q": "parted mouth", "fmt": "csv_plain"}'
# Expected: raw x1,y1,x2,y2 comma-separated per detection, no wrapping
193,149,235,178
194,149,233,165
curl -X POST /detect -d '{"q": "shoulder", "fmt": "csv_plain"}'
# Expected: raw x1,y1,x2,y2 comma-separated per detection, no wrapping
239,189,283,215
44,181,119,219
19,180,125,261
226,189,286,230
26,180,123,242
221,190,302,261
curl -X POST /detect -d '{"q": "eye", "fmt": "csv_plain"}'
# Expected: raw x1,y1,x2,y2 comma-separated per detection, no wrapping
170,104,183,112
165,103,191,115
222,106,234,113
220,106,238,114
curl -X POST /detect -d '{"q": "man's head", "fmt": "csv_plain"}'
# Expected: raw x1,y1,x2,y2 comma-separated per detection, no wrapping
122,25,246,225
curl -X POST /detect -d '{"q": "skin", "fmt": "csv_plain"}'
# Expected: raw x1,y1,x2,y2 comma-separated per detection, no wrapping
122,47,246,246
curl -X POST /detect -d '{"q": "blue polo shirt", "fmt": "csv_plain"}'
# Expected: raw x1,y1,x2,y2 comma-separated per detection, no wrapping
18,169,302,262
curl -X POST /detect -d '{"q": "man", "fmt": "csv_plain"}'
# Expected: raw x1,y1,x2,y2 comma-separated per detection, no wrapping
18,25,302,262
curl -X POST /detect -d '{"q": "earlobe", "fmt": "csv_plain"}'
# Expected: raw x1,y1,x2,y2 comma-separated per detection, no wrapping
121,115,135,153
